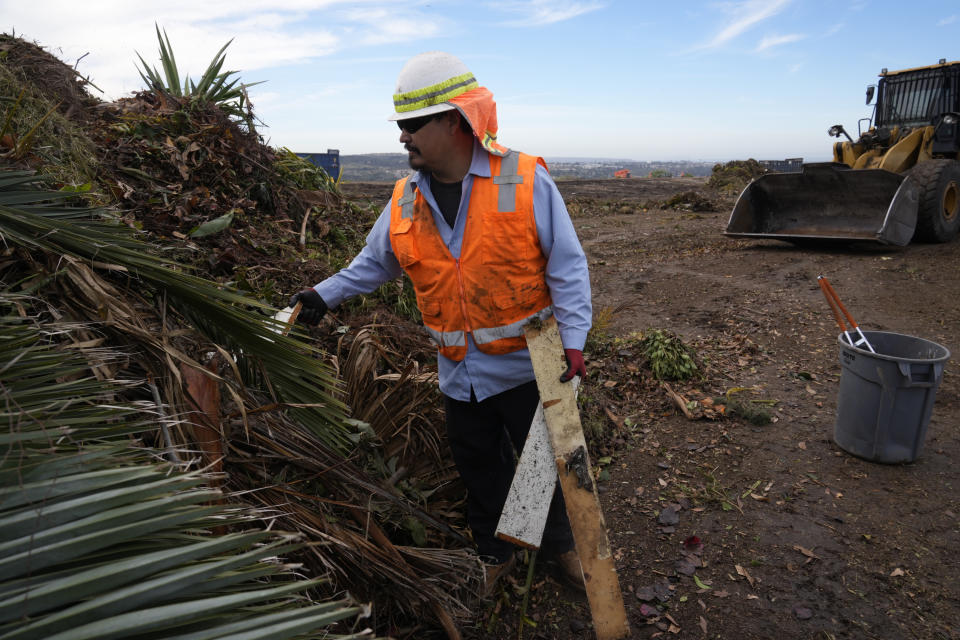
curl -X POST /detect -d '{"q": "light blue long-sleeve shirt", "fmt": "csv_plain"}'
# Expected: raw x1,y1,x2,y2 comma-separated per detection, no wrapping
314,141,592,402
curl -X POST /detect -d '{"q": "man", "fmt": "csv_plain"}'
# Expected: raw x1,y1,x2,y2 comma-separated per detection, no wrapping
291,51,592,596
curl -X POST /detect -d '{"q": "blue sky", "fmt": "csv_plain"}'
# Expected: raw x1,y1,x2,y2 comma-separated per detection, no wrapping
3,1,958,161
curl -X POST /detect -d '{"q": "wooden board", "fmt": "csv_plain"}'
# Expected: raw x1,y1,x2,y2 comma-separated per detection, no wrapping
495,399,555,548
496,377,580,549
524,315,630,640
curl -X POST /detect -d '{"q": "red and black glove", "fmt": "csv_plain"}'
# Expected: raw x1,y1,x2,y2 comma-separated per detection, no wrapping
560,348,586,382
289,288,328,326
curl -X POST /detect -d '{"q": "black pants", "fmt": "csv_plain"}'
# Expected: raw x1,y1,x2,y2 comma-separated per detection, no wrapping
444,380,575,563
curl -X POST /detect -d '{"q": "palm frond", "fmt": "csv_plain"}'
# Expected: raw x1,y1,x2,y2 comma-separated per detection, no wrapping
0,309,374,640
0,170,350,451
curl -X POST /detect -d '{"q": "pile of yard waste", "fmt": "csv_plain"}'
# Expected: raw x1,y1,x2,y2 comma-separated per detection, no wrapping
0,31,472,639
661,190,718,211
706,158,768,193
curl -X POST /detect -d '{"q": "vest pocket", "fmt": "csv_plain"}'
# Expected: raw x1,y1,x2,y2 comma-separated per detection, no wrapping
418,297,442,322
391,218,420,268
481,210,532,264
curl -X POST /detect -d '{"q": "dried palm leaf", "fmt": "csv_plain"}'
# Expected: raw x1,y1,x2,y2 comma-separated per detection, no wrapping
0,304,376,640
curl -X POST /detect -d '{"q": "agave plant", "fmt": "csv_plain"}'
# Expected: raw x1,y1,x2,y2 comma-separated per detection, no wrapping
136,25,261,122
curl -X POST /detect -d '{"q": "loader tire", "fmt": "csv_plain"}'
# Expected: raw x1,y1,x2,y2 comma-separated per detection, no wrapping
908,159,960,243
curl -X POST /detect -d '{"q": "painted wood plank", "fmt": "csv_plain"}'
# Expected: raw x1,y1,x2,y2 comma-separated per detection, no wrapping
524,315,630,640
495,399,554,548
496,378,580,549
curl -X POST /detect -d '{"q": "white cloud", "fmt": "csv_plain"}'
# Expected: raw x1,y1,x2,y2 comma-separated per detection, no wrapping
756,33,805,52
698,0,792,49
338,8,452,45
0,1,435,99
488,0,606,27
937,15,957,26
823,23,844,37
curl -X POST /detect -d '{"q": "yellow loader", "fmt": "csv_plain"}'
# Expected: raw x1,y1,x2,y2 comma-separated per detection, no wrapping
726,60,960,245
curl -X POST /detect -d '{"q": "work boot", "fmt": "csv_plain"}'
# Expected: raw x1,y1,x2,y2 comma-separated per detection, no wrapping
482,554,516,597
556,549,586,592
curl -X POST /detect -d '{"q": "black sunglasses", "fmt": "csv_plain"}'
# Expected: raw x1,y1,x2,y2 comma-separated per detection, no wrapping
397,113,440,133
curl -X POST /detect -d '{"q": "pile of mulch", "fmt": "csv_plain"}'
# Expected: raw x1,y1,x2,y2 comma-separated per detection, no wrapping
2,32,377,301
89,90,381,299
660,190,718,211
0,33,98,122
706,159,768,193
2,31,480,636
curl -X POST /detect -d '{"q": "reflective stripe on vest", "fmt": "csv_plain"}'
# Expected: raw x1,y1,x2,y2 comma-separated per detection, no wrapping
398,178,417,219
388,150,552,360
425,305,555,352
472,305,553,345
493,151,522,212
423,325,467,349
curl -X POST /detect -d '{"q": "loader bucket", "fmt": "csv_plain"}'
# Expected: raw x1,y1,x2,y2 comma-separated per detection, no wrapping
724,163,919,246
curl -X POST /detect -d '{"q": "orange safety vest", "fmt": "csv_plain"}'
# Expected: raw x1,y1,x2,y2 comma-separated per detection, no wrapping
389,151,553,361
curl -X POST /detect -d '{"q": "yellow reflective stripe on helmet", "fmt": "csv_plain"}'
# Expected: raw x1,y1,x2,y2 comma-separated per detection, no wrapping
394,73,479,112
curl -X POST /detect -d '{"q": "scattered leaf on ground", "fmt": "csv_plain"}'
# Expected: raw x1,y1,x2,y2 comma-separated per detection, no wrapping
658,505,680,526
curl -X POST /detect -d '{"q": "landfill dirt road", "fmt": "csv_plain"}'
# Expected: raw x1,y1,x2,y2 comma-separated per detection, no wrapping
342,177,959,639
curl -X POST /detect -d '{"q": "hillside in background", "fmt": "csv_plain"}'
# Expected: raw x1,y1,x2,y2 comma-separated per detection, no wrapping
338,153,718,182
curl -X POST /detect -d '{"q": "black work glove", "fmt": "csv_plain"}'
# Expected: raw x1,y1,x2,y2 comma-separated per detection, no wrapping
289,288,328,326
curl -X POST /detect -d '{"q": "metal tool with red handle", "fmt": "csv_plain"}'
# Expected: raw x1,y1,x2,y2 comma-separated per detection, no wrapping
817,275,875,353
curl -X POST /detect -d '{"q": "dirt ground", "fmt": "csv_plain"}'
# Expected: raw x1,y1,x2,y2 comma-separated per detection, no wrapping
341,177,959,640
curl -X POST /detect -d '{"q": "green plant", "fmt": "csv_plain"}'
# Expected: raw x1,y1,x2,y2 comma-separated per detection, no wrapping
701,467,742,514
376,274,422,322
725,394,773,425
641,329,699,381
136,24,261,122
0,64,98,186
274,147,340,191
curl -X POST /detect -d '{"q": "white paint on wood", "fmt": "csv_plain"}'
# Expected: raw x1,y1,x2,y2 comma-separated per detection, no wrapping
496,378,579,549
495,401,554,548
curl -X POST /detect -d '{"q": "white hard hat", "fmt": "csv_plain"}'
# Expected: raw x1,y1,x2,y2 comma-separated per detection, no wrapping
388,51,479,121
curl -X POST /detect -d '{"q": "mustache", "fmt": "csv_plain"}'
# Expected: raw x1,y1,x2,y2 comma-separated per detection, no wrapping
404,144,420,154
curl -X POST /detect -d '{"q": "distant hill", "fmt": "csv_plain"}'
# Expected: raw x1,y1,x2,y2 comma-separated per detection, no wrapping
339,154,411,182
547,159,715,180
339,153,717,182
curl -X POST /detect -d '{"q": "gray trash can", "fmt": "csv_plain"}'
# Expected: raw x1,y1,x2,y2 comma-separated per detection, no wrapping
835,331,950,463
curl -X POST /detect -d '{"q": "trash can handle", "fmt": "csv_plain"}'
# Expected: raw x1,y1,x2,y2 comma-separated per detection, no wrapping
897,362,943,388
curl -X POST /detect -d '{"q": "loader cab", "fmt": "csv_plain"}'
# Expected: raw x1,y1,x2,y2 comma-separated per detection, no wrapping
874,60,960,131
